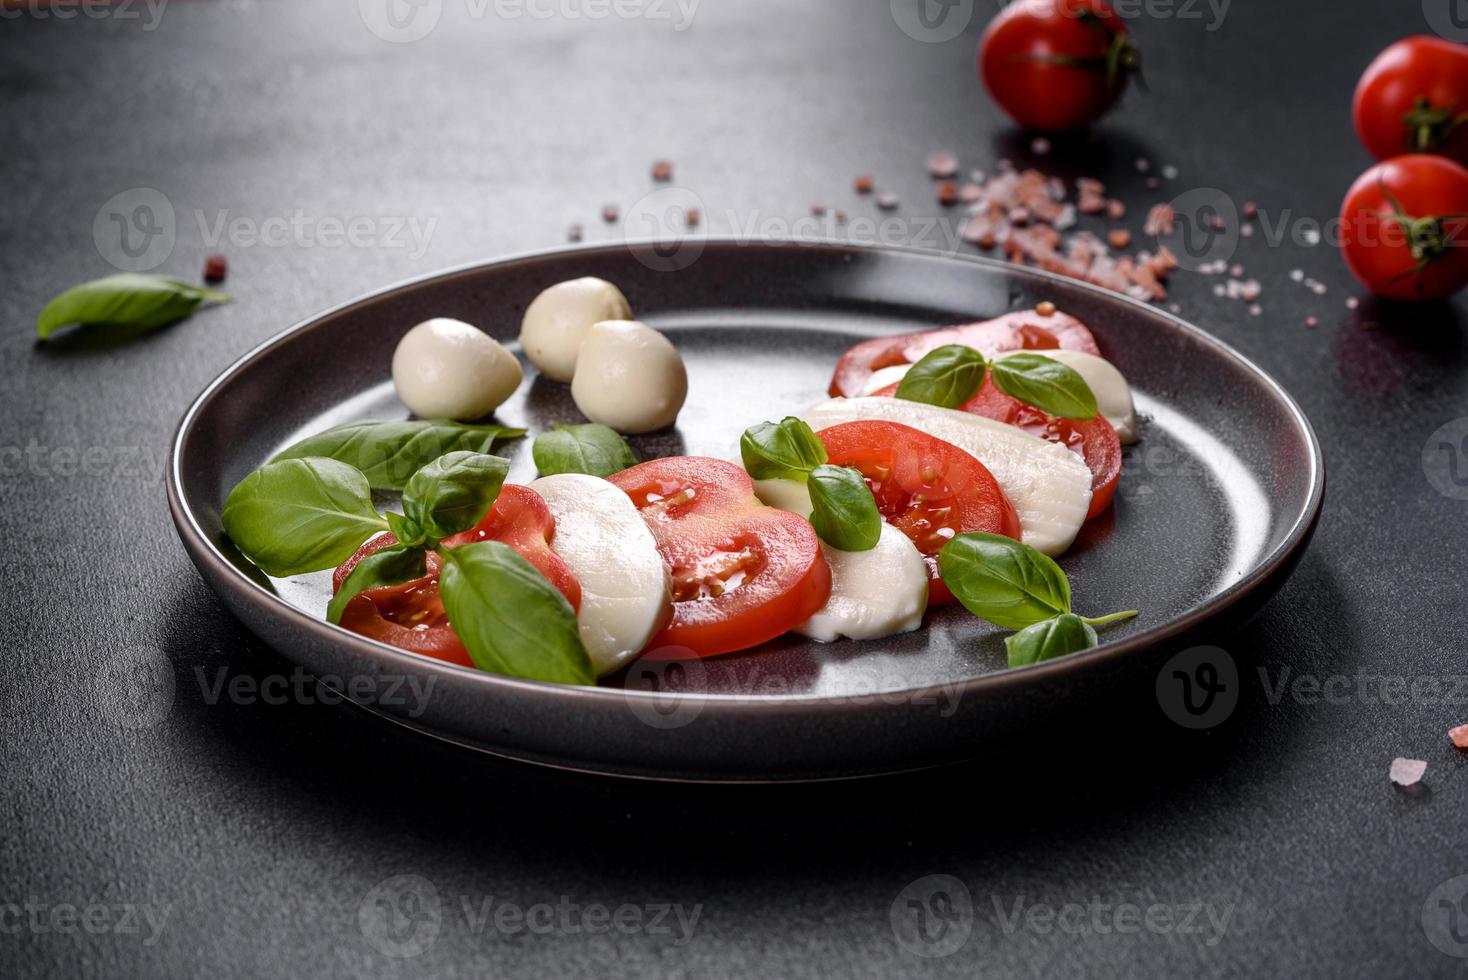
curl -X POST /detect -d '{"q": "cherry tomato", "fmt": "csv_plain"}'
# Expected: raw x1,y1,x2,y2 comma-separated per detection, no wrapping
332,486,581,668
829,308,1101,399
815,421,1021,605
609,457,831,658
1339,154,1468,301
1353,36,1468,165
978,0,1136,131
960,378,1121,519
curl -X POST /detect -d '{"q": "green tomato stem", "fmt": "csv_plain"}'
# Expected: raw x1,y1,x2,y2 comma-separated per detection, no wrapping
1081,609,1139,627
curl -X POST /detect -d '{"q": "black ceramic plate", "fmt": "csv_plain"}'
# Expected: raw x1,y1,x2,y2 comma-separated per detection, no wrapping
168,240,1323,781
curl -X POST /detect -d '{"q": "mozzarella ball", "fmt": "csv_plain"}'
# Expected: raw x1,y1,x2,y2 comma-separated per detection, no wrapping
570,320,688,433
391,318,522,421
518,277,633,382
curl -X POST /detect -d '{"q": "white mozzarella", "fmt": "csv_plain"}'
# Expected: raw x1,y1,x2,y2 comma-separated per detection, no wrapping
571,320,688,433
801,397,1092,556
750,476,813,519
391,318,522,421
795,524,929,642
853,351,1139,443
518,277,632,383
526,474,672,676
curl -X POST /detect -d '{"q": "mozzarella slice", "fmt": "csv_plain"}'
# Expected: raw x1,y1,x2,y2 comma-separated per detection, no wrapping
854,350,1139,444
801,397,1092,556
750,475,813,519
526,474,672,675
795,524,929,642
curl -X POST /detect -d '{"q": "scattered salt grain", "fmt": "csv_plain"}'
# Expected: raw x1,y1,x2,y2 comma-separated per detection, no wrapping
567,224,583,242
1135,157,1151,173
1305,316,1318,328
1302,228,1321,245
811,204,827,216
1145,177,1161,190
1451,725,1468,749
1107,199,1126,220
1243,202,1258,219
936,180,959,206
1249,304,1262,317
928,152,959,178
1312,282,1327,295
685,208,701,228
854,175,874,194
651,159,673,182
1108,229,1131,249
1230,264,1244,277
1347,296,1359,309
959,183,983,203
203,253,227,282
876,191,899,210
1390,757,1427,786
1162,165,1179,180
1289,269,1305,282
1036,300,1057,316
1030,137,1051,156
1241,224,1254,237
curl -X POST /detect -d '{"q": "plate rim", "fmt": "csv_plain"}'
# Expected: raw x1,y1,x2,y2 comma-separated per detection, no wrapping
167,237,1326,711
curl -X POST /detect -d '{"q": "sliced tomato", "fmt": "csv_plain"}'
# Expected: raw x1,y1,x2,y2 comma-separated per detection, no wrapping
829,308,1101,399
815,421,1021,605
331,485,581,668
960,378,1121,519
608,457,831,658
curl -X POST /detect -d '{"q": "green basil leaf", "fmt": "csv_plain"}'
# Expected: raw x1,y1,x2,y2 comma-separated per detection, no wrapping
531,423,637,478
1004,613,1098,667
222,457,388,577
326,545,427,625
385,511,427,548
740,417,828,481
438,541,595,685
401,451,509,541
991,352,1098,420
272,419,526,491
895,344,987,408
807,465,882,552
937,532,1072,630
36,273,229,340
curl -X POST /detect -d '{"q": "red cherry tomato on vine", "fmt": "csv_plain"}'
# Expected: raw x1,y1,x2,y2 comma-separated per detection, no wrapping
978,0,1137,131
1339,155,1468,301
1353,36,1468,165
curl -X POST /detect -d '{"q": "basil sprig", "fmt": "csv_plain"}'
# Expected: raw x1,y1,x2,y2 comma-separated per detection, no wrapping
895,345,1098,420
807,465,882,551
991,352,1098,421
740,417,827,481
532,423,637,478
939,532,1137,667
1004,613,1099,667
895,345,988,408
221,457,388,577
37,273,230,340
326,545,427,625
438,541,594,685
273,420,526,491
401,451,509,542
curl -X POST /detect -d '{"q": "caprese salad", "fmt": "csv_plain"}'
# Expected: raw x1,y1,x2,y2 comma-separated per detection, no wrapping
221,279,1141,686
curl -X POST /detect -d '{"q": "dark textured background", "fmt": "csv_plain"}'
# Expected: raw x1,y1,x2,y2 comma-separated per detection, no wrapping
4,1,1468,976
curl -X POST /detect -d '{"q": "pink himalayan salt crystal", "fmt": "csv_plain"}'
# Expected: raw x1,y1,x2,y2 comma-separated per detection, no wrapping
1450,725,1468,750
1390,758,1427,786
927,151,958,178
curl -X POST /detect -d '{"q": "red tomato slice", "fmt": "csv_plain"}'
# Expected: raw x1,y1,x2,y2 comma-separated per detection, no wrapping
815,421,1021,605
829,309,1101,399
608,457,831,658
960,378,1121,519
331,485,581,668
